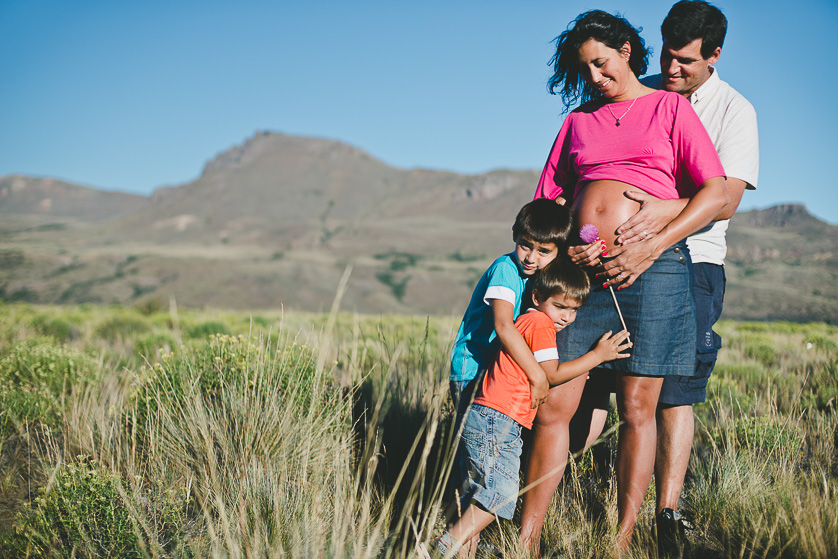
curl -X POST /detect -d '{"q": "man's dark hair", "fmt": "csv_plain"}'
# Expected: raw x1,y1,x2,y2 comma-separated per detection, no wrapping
661,0,727,59
512,199,573,249
532,257,591,305
548,10,650,110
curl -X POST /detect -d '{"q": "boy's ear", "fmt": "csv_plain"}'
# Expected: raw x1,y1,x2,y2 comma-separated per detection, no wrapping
531,289,542,308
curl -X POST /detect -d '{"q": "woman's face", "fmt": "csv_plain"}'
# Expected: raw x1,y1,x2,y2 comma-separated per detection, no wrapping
577,39,633,101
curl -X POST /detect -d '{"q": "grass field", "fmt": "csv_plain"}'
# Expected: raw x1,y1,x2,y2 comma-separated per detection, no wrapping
0,300,835,558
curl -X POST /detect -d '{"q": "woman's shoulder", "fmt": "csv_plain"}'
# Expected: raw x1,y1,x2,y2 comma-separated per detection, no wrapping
636,90,692,120
637,89,677,106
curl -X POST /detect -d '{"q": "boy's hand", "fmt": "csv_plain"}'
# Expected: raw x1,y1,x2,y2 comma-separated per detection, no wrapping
530,375,550,409
592,330,632,363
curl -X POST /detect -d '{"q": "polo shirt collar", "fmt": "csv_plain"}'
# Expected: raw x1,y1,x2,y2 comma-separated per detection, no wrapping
688,67,721,105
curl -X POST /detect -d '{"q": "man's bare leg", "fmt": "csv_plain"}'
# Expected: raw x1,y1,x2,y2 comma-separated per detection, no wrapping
655,404,694,513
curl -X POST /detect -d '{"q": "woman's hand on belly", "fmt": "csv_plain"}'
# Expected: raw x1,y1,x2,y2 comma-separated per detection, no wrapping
597,236,667,289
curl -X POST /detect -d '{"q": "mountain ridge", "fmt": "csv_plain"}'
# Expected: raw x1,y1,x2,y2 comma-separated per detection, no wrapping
2,132,836,322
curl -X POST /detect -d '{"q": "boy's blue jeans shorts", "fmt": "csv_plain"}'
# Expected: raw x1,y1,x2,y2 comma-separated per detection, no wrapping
457,404,523,520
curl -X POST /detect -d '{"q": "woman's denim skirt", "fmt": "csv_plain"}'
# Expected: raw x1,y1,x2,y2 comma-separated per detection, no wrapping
556,241,697,376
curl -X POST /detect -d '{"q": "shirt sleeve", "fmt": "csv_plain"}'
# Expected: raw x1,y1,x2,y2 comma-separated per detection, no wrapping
528,315,558,362
715,99,759,189
482,259,522,307
671,94,726,192
534,115,577,201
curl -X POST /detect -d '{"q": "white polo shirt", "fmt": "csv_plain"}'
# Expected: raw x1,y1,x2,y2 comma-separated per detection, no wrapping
643,69,759,265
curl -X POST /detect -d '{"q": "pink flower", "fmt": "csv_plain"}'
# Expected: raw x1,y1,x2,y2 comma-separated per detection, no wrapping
579,224,599,244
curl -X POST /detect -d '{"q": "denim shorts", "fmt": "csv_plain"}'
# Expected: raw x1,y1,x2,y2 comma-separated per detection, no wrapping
659,262,726,405
457,404,523,520
555,241,697,376
449,376,483,424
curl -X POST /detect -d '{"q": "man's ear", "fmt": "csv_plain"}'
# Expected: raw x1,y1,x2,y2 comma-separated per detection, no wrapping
706,46,721,66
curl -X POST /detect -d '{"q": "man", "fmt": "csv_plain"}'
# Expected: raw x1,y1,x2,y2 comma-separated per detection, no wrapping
572,1,758,556
616,1,759,556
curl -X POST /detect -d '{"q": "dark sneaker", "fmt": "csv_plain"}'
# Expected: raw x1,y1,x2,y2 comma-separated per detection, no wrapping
475,539,503,559
656,508,686,559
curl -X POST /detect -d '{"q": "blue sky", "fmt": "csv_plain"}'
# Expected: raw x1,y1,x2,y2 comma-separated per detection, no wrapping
2,0,837,223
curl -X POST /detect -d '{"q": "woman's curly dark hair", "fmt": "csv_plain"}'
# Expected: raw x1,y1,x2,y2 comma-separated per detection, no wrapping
548,10,650,111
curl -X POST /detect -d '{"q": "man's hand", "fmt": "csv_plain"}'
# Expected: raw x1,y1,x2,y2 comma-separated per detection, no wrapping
615,191,686,246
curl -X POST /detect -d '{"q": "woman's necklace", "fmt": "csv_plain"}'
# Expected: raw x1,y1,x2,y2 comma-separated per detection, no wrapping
606,96,638,127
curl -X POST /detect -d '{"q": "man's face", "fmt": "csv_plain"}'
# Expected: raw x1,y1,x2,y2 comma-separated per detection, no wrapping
660,38,720,97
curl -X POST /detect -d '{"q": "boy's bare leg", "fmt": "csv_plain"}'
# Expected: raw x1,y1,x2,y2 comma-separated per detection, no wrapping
519,374,588,550
448,505,495,558
614,373,663,550
655,404,694,513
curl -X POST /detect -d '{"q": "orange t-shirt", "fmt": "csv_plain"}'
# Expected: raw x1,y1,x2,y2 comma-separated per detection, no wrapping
473,309,558,429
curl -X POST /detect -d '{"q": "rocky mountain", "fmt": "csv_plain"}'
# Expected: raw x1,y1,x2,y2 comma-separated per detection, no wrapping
1,132,836,323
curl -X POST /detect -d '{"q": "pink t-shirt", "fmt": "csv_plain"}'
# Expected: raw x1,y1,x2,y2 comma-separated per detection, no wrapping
534,90,725,201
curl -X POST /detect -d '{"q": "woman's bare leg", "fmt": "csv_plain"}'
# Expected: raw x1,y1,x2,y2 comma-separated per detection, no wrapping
614,373,664,549
519,374,588,550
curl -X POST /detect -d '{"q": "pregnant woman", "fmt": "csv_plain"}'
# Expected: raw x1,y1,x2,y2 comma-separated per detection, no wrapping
520,10,729,550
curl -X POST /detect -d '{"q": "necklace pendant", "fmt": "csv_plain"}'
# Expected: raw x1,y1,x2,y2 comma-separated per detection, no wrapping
615,121,621,127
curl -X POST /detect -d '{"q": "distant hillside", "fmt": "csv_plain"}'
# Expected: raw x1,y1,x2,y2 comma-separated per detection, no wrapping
0,175,148,221
1,132,836,322
725,204,838,322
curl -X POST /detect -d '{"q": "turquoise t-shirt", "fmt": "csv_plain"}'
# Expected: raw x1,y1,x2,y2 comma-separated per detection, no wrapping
450,252,528,382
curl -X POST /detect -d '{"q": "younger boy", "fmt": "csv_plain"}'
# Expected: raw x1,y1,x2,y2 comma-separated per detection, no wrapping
438,260,631,557
449,198,573,422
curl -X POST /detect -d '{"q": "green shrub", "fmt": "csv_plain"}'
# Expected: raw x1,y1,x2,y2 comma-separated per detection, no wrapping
2,457,187,558
800,361,838,411
742,338,780,368
94,315,151,343
706,374,753,411
133,334,324,434
803,334,838,353
0,341,99,436
186,320,230,339
0,340,98,395
0,381,60,434
29,315,79,342
135,331,178,361
733,415,804,460
134,296,166,316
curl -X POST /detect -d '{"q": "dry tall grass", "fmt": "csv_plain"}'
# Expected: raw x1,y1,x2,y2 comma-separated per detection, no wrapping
0,301,835,558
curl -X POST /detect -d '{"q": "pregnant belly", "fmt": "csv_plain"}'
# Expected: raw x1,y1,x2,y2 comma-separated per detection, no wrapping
571,181,644,251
